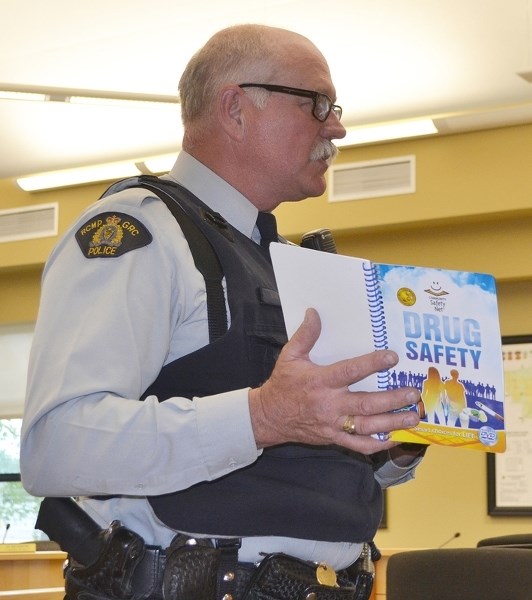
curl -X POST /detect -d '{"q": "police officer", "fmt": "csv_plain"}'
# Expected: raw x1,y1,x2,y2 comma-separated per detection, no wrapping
21,24,425,599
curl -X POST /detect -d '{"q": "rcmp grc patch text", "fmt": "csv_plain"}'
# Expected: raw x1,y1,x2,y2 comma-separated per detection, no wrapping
75,212,152,258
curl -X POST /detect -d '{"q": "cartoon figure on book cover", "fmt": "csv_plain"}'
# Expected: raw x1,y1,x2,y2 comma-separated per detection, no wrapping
444,369,468,427
420,366,445,424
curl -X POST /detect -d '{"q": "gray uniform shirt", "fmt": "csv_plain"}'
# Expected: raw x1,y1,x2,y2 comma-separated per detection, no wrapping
21,151,420,568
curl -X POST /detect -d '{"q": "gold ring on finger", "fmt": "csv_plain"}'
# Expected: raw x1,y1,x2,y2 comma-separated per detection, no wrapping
342,415,357,435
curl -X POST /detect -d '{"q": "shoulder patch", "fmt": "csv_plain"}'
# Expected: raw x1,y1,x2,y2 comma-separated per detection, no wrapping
75,212,152,259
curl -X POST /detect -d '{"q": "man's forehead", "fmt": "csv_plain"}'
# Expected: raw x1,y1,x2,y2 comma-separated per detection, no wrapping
278,56,336,97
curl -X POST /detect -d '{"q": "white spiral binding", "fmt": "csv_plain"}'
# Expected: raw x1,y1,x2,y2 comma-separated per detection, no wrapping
363,262,390,391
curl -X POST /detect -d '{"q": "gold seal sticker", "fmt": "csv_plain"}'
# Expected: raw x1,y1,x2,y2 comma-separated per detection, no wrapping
397,287,416,306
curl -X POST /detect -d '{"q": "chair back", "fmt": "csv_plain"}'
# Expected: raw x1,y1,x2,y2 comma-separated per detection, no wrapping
386,547,532,600
477,533,532,548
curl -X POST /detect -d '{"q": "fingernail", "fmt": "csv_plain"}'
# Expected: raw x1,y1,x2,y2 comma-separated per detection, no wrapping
403,414,418,427
383,352,398,366
406,390,420,403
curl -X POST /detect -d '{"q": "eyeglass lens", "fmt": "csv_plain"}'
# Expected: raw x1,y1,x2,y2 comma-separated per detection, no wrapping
315,93,342,122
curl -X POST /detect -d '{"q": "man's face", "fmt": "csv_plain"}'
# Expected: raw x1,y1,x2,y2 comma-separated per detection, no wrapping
243,50,346,210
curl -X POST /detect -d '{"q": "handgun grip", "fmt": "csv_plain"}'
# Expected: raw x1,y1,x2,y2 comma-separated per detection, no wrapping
36,497,103,565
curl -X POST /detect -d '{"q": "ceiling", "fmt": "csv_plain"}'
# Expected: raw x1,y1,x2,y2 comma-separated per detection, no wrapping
1,0,532,180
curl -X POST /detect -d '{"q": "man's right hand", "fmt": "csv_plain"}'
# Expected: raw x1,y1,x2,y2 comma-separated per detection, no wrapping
248,308,421,454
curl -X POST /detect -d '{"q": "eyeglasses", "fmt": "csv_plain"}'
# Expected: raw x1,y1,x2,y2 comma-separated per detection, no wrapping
239,83,342,123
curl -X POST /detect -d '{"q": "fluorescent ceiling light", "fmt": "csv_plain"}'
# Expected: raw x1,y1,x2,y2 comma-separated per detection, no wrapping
0,83,179,106
16,152,179,192
140,154,177,173
68,96,178,109
17,161,143,192
0,90,47,102
338,119,437,147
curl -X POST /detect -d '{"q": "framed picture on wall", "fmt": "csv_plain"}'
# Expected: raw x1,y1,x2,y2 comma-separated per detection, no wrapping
487,335,532,515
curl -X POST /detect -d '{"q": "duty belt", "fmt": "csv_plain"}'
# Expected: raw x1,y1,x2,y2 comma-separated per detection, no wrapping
36,498,376,600
63,522,377,600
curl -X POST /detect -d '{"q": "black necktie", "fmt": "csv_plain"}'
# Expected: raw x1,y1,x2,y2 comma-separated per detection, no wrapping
256,211,278,248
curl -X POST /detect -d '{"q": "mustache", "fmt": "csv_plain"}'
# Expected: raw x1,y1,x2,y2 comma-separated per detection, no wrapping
309,139,339,164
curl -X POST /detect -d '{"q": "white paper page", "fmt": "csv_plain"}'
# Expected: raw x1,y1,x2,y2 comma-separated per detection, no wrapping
270,243,378,391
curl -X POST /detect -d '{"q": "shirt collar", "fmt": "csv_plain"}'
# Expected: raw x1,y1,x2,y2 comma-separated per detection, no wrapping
165,151,258,239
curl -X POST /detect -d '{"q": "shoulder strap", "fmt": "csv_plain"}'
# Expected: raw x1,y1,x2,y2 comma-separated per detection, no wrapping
116,175,228,341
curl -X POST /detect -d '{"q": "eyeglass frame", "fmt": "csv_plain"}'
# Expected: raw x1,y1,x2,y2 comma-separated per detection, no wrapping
239,83,342,123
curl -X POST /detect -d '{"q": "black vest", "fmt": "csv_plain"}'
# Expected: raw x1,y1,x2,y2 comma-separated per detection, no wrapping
102,177,383,543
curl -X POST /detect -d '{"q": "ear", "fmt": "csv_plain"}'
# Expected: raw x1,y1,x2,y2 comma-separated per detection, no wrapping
218,85,247,141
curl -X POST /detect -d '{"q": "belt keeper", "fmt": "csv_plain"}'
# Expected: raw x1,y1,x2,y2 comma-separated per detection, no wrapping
215,538,241,600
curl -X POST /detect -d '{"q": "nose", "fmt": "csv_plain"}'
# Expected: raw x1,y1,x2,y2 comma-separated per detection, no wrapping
323,111,346,140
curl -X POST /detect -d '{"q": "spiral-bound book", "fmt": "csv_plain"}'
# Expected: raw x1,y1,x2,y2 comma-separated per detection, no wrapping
270,243,505,453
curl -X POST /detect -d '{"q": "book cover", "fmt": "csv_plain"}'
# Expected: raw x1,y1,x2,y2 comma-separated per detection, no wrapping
270,243,505,453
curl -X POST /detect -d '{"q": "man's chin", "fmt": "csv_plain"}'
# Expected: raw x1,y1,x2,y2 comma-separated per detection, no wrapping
304,175,328,199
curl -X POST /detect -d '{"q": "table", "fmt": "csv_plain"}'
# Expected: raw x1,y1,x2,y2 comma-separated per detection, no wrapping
0,552,65,592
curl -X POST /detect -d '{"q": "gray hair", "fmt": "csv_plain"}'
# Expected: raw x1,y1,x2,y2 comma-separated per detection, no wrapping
178,24,288,128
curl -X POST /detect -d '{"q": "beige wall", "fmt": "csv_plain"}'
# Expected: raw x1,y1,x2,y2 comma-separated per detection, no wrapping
1,122,531,548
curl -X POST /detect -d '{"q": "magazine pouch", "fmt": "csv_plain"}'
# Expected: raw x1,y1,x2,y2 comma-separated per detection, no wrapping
162,543,219,600
162,539,252,600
